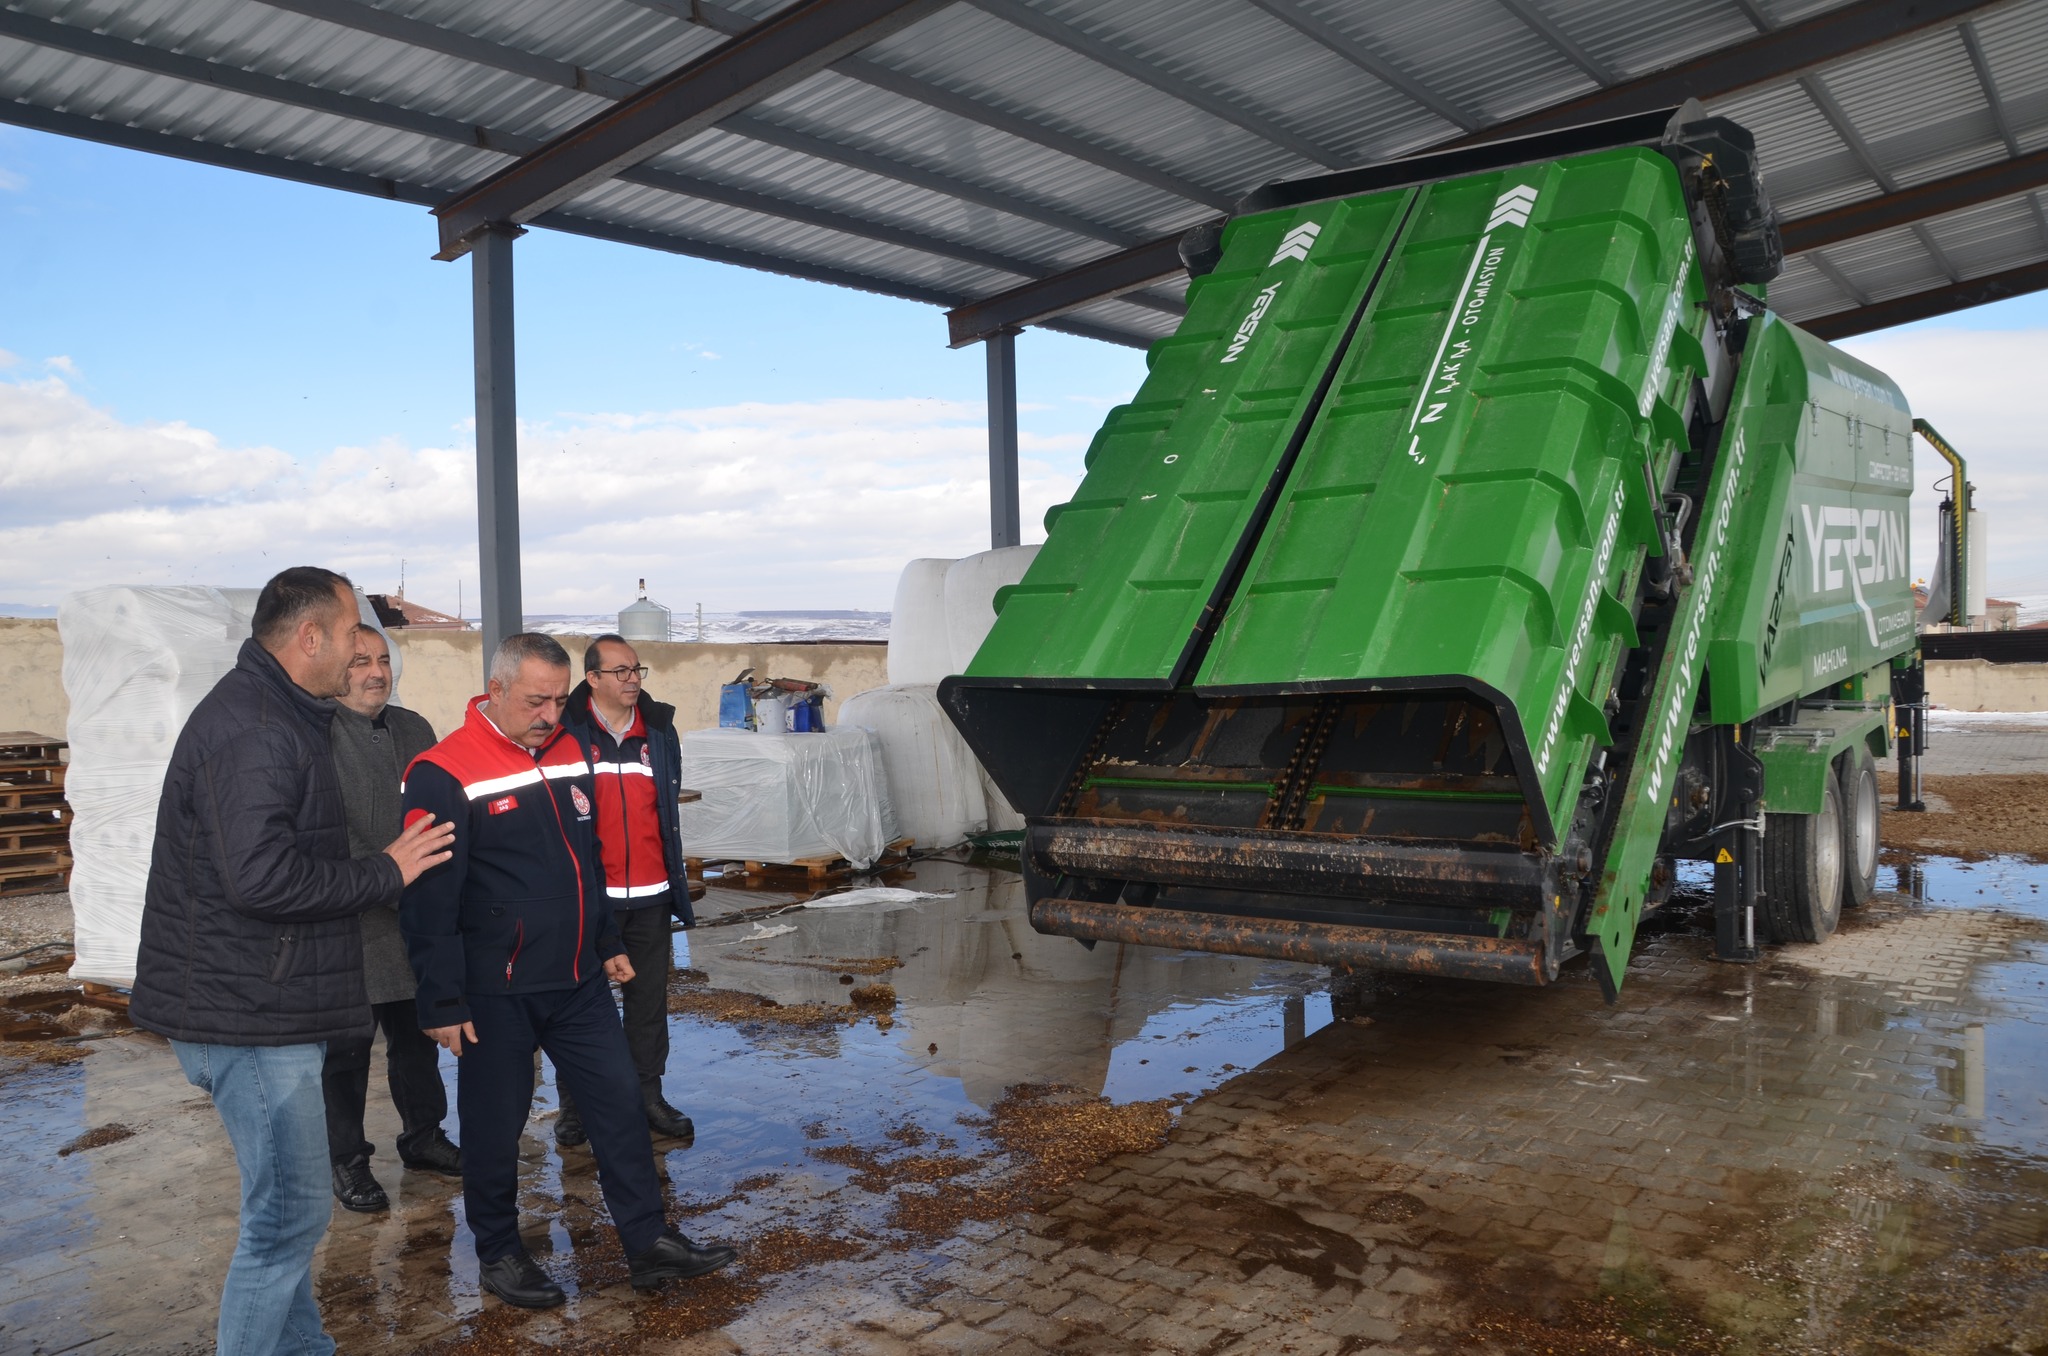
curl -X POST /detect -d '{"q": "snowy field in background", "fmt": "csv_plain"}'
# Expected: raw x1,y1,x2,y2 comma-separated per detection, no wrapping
528,610,889,645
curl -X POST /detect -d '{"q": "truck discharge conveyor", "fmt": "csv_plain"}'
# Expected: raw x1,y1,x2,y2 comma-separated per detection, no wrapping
942,103,1959,1001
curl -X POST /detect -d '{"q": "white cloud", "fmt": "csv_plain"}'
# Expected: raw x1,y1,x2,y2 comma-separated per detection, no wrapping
0,373,1079,614
1836,327,2048,603
0,167,25,193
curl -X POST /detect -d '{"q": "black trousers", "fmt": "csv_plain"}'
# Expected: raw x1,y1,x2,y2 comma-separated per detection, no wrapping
462,976,667,1263
560,898,672,1120
321,997,450,1165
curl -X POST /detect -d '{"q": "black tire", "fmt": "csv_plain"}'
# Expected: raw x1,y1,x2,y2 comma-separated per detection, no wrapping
1762,772,1844,944
1839,746,1879,910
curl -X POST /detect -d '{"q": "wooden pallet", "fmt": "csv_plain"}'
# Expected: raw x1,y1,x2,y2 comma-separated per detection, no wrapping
0,784,67,813
0,825,71,854
0,870,70,899
0,849,73,876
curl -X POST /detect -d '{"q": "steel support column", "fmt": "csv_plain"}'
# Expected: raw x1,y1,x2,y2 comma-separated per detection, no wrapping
472,225,523,670
986,329,1021,549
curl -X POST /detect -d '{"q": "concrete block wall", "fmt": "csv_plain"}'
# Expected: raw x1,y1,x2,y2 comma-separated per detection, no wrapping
0,618,888,742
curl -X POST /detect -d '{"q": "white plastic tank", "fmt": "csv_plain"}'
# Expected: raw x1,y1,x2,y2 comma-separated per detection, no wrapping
618,579,671,643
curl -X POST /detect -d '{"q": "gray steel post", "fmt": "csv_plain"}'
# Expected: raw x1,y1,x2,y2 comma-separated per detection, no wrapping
471,224,524,675
986,327,1021,549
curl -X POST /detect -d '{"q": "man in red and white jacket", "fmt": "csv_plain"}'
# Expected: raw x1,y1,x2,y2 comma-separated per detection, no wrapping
554,633,695,1149
399,633,734,1309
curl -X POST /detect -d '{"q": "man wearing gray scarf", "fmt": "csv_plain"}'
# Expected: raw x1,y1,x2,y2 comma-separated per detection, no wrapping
322,625,461,1211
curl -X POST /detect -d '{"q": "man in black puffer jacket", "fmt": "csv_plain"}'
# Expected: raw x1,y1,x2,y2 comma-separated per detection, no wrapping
131,566,454,1356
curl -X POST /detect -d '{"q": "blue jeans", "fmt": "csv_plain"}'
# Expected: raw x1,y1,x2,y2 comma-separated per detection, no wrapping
172,1040,336,1356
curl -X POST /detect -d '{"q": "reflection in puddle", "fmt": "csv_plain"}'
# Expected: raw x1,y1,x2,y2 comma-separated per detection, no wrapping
4,846,2048,1354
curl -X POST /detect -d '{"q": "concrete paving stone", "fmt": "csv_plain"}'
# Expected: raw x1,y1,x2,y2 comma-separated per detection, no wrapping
913,1321,1009,1356
1123,1311,1222,1353
1060,1266,1137,1308
1384,1266,1442,1295
931,1293,1007,1326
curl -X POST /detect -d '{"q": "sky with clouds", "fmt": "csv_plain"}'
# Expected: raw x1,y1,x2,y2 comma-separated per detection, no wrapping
1,123,2043,618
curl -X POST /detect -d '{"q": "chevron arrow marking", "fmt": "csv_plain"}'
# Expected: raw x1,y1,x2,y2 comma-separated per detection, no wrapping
1268,221,1322,265
1486,185,1539,232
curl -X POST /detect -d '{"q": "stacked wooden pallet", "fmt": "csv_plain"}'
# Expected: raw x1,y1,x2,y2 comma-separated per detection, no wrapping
0,732,71,899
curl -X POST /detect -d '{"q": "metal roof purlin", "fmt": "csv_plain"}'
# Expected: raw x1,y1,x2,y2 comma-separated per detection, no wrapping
431,0,953,259
1489,0,1619,86
942,0,2013,344
1240,0,1481,134
961,0,1351,169
629,0,1237,208
252,0,1147,247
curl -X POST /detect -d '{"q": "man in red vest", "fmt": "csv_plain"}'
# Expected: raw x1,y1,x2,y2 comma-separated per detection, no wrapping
400,633,734,1309
555,633,695,1148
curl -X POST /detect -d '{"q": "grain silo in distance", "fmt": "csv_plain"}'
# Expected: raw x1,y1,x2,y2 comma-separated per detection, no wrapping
617,579,670,644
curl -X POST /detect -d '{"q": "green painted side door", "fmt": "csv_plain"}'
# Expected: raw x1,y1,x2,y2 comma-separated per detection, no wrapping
964,190,1417,684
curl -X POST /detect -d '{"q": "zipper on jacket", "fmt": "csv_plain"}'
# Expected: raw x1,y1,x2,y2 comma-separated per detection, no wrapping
540,770,587,982
505,919,524,987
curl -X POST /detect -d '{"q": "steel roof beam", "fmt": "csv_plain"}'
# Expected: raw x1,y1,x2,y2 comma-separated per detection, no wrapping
0,7,1169,301
1799,256,2048,338
964,0,1351,169
0,98,1159,349
255,0,1144,247
943,0,2008,343
432,0,951,258
1804,248,1873,308
1957,20,2022,157
946,234,1188,346
1241,0,1481,134
1779,145,2048,252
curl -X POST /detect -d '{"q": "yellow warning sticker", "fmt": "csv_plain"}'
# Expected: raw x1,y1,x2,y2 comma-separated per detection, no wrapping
1715,848,1734,864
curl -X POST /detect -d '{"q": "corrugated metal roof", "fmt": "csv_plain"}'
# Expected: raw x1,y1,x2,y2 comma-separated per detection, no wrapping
2,0,2046,345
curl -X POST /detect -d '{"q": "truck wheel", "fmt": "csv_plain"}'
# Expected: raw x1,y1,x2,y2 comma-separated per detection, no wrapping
1762,774,1844,944
1840,746,1879,910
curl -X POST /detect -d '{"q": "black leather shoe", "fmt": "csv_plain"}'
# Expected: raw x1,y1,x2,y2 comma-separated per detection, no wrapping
628,1229,736,1291
478,1252,566,1309
643,1094,696,1142
331,1156,389,1213
555,1103,587,1149
400,1128,463,1177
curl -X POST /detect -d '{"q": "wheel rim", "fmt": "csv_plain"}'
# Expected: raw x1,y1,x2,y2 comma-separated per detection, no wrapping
1815,794,1843,918
1852,770,1879,881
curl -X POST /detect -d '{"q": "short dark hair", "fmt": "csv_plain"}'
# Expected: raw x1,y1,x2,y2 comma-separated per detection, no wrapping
491,632,571,686
583,633,630,673
253,566,354,648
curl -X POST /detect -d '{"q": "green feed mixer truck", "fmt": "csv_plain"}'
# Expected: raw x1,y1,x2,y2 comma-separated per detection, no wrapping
941,103,1973,1001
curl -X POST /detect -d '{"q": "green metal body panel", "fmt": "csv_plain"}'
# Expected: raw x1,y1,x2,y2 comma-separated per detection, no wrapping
968,190,1416,684
1198,149,1709,849
1703,327,1916,722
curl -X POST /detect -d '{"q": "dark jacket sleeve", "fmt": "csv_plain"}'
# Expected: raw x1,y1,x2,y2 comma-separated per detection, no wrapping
196,729,402,924
400,761,473,1028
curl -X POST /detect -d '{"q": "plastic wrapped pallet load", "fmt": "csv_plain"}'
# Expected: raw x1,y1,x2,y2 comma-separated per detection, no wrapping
836,684,986,849
678,726,897,868
59,585,402,987
885,557,955,686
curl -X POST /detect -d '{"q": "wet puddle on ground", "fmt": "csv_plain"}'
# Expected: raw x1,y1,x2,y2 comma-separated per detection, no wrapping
2,846,2046,1354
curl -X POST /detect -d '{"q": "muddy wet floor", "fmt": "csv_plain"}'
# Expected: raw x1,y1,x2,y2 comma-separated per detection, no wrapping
3,846,2047,1355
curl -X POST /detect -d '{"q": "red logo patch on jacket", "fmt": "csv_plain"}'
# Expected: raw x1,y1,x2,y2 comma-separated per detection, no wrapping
488,795,518,815
570,785,592,818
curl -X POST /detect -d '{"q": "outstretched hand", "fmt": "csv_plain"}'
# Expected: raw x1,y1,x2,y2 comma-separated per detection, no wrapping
386,813,456,885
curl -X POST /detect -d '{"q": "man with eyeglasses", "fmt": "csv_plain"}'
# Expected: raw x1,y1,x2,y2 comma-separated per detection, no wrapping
555,633,695,1149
